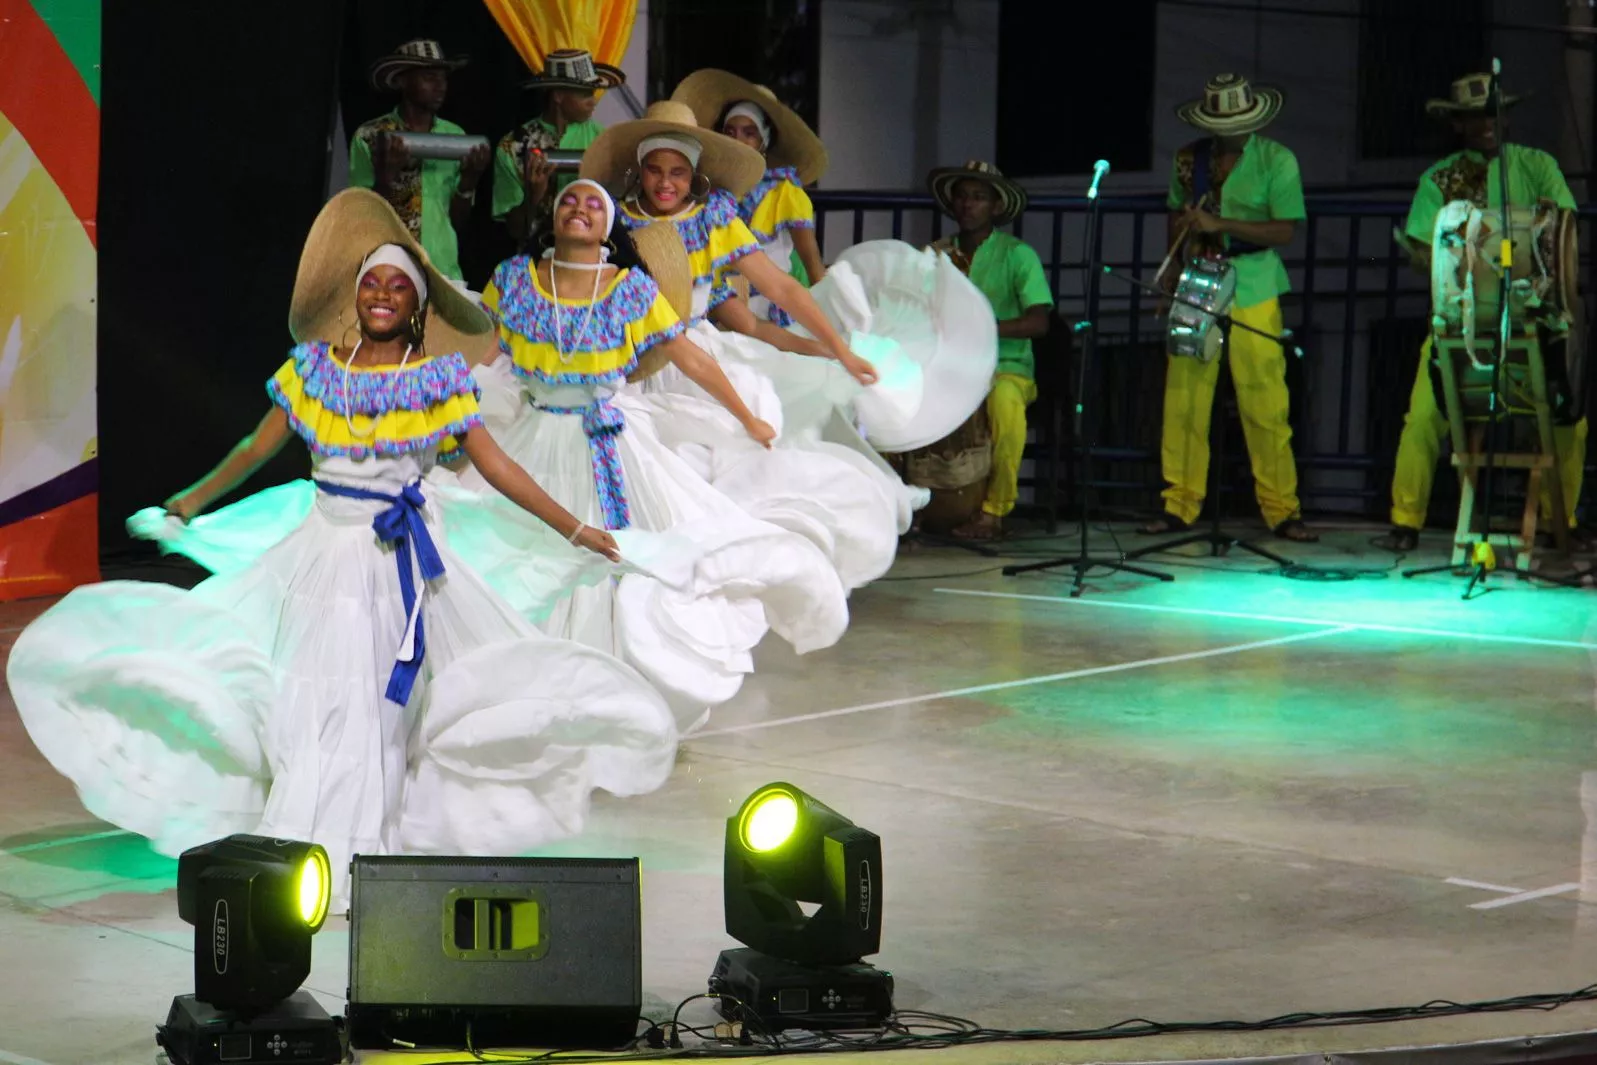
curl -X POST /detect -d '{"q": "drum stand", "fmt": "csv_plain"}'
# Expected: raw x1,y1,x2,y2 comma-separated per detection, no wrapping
1001,177,1173,596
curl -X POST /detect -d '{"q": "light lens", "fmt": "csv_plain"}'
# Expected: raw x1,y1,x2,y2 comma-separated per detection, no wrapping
742,791,799,852
298,849,331,929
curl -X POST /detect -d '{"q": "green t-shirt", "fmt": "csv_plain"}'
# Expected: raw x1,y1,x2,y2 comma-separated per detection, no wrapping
349,110,468,282
937,230,1054,379
1167,133,1305,309
1404,144,1576,244
492,117,605,223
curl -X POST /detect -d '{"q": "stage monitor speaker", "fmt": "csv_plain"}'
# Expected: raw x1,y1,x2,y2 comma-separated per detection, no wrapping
346,856,641,1050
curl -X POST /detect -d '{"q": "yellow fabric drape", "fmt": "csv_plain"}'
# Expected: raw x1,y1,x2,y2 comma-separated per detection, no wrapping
482,0,638,75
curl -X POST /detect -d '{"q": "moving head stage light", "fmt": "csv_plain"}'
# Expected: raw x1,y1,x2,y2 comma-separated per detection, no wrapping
712,783,894,1031
156,835,340,1065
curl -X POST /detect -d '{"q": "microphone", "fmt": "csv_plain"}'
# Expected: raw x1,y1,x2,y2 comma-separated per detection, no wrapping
1087,159,1110,200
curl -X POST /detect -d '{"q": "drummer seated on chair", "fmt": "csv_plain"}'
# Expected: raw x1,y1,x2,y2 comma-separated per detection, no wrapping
1140,73,1316,544
926,161,1053,542
1377,72,1590,554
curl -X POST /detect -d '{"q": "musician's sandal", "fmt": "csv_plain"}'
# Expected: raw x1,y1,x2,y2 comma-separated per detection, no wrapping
1373,525,1420,553
1137,513,1193,535
951,512,1002,541
1273,519,1319,543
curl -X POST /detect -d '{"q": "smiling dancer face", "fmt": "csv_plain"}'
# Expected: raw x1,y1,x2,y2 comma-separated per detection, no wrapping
353,244,429,351
636,134,703,216
552,178,617,257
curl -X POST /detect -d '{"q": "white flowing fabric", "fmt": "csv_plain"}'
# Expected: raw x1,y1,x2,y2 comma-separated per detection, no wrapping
6,450,679,911
439,358,850,733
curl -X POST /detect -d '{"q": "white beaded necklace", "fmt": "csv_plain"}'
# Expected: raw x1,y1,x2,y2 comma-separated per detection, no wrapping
339,338,413,439
544,255,606,365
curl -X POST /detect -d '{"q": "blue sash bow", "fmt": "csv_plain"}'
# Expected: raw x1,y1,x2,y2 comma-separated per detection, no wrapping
314,479,444,706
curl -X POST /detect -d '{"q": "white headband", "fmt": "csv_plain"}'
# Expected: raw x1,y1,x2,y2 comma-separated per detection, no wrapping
638,132,703,170
726,101,771,150
559,177,616,238
358,243,428,304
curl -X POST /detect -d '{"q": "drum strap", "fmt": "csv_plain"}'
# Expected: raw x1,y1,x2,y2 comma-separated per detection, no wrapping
1192,138,1269,258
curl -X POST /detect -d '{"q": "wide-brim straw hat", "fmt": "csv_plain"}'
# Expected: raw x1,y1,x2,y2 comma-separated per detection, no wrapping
626,221,693,382
670,69,828,186
579,100,766,200
289,188,496,364
1426,72,1524,117
927,160,1028,227
370,39,468,93
1175,73,1284,136
524,48,625,92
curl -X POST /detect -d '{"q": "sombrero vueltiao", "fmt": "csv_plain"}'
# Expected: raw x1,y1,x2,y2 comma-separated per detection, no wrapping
290,188,497,365
670,69,829,186
625,221,694,383
524,48,625,92
1426,72,1524,117
1175,73,1284,136
927,161,1028,227
579,100,766,200
369,39,468,93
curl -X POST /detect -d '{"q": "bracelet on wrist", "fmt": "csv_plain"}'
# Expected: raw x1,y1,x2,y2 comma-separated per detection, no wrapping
567,521,586,544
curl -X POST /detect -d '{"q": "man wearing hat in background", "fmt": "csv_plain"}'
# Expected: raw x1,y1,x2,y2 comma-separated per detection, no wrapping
927,161,1053,541
349,39,490,284
494,49,623,246
1377,72,1589,553
1142,73,1315,543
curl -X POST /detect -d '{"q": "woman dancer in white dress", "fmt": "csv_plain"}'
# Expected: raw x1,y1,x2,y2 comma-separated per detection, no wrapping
577,103,913,584
5,189,678,909
440,178,849,731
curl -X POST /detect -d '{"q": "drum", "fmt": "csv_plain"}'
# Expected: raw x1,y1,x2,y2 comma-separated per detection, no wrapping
1166,257,1237,362
1429,199,1585,422
893,405,992,532
1431,199,1577,337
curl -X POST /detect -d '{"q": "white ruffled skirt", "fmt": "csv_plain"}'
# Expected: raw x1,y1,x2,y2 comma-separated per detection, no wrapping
6,481,679,910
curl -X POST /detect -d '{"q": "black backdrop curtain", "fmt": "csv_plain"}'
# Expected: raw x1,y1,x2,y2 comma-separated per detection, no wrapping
98,2,347,555
98,1,544,561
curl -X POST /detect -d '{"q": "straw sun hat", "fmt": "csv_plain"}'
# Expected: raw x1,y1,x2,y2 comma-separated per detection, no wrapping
289,188,496,364
625,221,694,382
579,100,766,200
670,69,828,186
1425,72,1524,117
1175,73,1284,136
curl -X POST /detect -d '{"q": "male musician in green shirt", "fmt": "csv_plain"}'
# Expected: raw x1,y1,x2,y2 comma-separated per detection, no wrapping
493,49,620,246
926,161,1054,541
1377,73,1588,552
349,40,490,284
1141,74,1316,543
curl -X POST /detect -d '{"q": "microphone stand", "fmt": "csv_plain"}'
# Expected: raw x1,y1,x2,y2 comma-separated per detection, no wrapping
1003,163,1174,595
1106,267,1301,567
1399,60,1581,595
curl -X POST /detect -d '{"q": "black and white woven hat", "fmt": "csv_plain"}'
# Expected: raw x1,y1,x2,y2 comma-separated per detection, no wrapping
369,39,468,93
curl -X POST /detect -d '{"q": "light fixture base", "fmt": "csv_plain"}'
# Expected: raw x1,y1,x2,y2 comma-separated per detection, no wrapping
157,991,342,1065
709,947,894,1032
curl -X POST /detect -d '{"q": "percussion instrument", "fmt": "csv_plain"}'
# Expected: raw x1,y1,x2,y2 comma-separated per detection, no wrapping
1166,257,1237,362
387,132,493,162
1428,198,1584,422
894,405,992,533
1430,199,1576,344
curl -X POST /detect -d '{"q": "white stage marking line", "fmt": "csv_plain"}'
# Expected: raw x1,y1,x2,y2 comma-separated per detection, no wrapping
1445,876,1524,895
1469,882,1581,910
0,1049,62,1065
1,829,132,856
694,627,1352,738
934,588,1597,651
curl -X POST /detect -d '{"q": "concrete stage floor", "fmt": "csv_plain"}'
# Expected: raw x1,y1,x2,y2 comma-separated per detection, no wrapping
1,524,1595,1065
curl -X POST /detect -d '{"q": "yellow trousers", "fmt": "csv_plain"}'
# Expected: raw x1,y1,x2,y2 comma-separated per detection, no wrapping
1159,298,1301,528
983,373,1038,518
1390,337,1588,530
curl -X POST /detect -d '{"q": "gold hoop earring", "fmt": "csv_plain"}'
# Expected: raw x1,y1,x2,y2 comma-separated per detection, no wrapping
339,319,359,352
690,173,712,200
409,310,425,341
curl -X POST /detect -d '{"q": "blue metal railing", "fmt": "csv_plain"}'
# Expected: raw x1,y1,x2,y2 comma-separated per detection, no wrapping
811,190,1595,522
